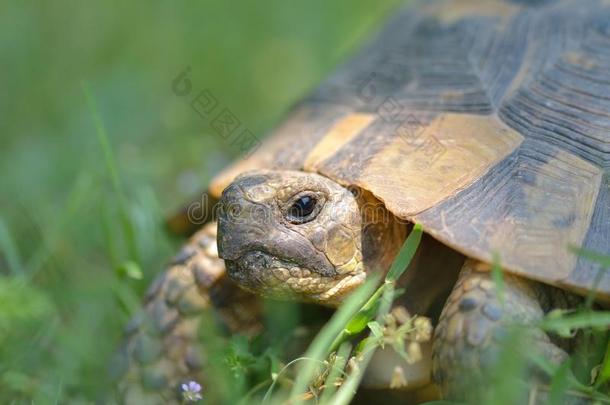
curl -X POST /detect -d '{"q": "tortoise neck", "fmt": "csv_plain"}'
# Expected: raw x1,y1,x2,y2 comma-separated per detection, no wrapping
355,188,408,278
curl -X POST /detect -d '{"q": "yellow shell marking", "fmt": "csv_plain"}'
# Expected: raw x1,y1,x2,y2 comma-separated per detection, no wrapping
358,114,524,217
304,113,375,171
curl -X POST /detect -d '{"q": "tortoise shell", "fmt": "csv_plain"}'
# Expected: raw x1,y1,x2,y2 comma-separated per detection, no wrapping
209,0,610,301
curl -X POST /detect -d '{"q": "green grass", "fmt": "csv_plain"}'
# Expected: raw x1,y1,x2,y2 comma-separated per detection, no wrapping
0,1,402,402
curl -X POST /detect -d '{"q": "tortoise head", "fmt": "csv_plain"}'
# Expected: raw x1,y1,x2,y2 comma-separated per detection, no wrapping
217,170,405,306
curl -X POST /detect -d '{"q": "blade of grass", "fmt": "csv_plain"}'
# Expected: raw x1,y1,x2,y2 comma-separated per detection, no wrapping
82,81,139,265
52,378,63,405
81,82,124,202
483,327,530,405
329,281,396,405
25,172,94,279
385,223,423,283
491,252,504,305
262,357,322,403
329,283,387,351
541,311,610,332
594,340,610,389
318,342,352,403
533,354,610,403
570,246,609,310
548,360,571,405
0,217,23,276
570,246,610,268
287,275,379,403
329,223,424,353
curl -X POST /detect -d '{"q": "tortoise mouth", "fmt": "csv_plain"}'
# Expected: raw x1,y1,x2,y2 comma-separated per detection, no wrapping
225,250,366,305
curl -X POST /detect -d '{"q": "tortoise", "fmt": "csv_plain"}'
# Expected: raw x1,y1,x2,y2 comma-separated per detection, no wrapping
115,0,610,402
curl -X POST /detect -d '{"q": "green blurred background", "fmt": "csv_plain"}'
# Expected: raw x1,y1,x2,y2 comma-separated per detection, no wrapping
0,1,403,402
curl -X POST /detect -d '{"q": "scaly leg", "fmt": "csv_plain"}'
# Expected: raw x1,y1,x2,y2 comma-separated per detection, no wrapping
112,222,261,404
432,259,580,402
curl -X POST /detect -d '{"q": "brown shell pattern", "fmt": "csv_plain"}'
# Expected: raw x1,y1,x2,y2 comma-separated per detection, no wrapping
210,0,610,300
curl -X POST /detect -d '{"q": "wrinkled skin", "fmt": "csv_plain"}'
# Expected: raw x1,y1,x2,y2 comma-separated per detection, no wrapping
218,170,406,306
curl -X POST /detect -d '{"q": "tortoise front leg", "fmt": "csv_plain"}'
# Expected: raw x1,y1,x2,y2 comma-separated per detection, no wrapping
112,222,261,404
432,259,578,402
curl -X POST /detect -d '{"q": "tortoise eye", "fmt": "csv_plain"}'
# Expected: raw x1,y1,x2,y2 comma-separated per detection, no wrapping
287,195,318,223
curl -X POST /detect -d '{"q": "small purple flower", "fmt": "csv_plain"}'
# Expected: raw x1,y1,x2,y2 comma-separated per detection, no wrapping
181,380,203,402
